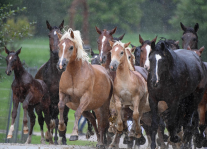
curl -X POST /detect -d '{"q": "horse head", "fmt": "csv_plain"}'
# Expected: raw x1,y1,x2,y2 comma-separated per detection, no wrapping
131,44,141,66
5,47,22,76
180,22,199,49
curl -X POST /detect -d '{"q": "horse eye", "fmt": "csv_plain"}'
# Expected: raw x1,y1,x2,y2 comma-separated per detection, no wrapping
69,46,73,50
120,51,124,55
128,56,131,59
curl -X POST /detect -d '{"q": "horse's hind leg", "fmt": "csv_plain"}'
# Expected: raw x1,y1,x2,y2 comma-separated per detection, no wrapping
86,117,94,139
25,105,36,144
35,105,46,144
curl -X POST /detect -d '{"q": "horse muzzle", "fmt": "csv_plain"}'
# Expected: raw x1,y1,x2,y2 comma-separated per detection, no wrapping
110,60,119,71
5,70,12,76
57,59,68,72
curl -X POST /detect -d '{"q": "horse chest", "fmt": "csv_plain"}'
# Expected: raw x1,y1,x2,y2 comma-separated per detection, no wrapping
119,90,132,105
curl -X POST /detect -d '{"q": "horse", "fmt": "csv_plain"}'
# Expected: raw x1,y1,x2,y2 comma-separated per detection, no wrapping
180,22,199,49
35,20,70,145
108,40,149,149
187,46,204,57
131,44,141,66
5,47,53,144
147,40,207,149
91,49,100,65
139,34,157,70
95,26,125,81
56,28,113,148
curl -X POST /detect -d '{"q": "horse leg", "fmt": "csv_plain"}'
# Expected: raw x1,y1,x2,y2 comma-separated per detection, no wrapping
58,92,66,132
7,94,19,139
35,105,45,144
61,105,69,145
22,92,33,134
149,96,159,149
86,117,94,139
25,105,36,144
108,130,122,149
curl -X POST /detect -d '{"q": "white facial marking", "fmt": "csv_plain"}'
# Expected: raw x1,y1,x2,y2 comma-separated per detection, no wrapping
144,45,151,69
194,51,196,54
95,55,97,58
155,54,162,83
115,47,118,52
54,31,56,35
101,36,106,52
9,56,12,60
60,42,66,65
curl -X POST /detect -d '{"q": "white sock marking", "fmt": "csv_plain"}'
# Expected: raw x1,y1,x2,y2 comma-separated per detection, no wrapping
155,54,162,83
54,31,56,35
144,45,151,69
60,42,66,66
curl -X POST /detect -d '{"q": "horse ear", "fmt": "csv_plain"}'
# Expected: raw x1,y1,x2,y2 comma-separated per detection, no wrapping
175,40,179,45
59,20,64,30
180,22,187,31
16,47,22,55
187,46,191,50
109,40,114,47
5,46,10,55
117,33,125,41
194,23,199,32
109,27,117,35
151,41,155,51
95,26,102,34
131,44,135,48
124,42,131,48
70,31,74,39
131,47,136,53
151,36,157,43
198,46,204,55
139,34,144,44
91,49,95,56
57,32,62,40
46,20,52,31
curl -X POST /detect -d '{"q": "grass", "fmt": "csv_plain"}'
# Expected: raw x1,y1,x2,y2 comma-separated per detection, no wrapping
0,32,174,143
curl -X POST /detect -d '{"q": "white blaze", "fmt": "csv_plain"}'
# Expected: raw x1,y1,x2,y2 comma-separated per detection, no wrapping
60,42,66,65
9,56,12,60
101,36,106,57
54,31,56,35
144,45,151,69
155,54,162,83
115,47,118,52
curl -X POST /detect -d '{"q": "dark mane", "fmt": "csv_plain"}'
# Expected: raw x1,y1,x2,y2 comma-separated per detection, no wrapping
183,27,198,37
157,38,180,50
142,40,151,45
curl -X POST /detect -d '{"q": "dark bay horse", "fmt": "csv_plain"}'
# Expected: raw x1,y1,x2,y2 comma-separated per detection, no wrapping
35,20,70,145
56,29,113,148
180,22,199,49
148,40,207,149
5,47,53,144
187,45,204,57
131,44,141,66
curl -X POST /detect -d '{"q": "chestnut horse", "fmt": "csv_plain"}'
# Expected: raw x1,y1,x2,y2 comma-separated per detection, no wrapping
108,40,149,148
139,34,157,70
35,20,70,145
187,46,204,57
56,29,113,148
5,47,53,144
180,22,199,49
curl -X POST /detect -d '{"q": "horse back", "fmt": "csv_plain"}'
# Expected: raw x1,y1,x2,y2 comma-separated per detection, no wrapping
134,66,148,81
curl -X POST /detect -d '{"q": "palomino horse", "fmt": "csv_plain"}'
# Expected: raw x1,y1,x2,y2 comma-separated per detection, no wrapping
180,22,199,49
35,20,70,145
5,47,53,144
56,29,113,148
108,40,149,148
148,40,207,149
95,26,125,80
139,34,157,70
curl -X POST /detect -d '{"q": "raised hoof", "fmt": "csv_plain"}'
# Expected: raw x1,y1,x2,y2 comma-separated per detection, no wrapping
23,129,28,134
69,135,78,141
97,144,105,149
135,135,146,145
170,136,181,143
7,135,12,139
123,136,129,144
163,134,169,142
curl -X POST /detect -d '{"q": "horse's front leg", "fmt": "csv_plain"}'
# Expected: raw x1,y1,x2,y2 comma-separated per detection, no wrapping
69,93,90,141
7,94,19,139
114,95,123,132
58,92,66,132
22,92,33,134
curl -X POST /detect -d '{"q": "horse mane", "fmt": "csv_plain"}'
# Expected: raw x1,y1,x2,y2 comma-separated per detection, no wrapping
112,40,125,48
60,28,89,63
159,37,180,49
183,27,198,37
125,47,135,71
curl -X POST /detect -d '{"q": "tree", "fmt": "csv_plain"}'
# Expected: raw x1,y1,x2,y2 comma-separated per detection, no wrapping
169,0,207,61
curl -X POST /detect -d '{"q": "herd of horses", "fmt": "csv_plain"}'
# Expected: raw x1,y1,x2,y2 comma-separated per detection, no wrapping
4,19,207,149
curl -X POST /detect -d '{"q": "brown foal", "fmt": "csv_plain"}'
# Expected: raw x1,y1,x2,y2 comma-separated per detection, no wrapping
56,29,113,148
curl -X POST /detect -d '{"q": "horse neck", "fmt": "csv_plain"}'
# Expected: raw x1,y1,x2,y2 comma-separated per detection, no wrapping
116,54,130,79
102,53,111,70
13,60,25,80
49,52,59,69
67,58,84,76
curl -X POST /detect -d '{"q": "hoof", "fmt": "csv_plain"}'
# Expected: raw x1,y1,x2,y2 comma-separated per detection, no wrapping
54,141,58,145
108,144,118,149
123,136,129,144
40,138,46,144
7,135,12,139
127,139,134,148
23,129,28,134
97,144,105,149
135,135,146,145
170,135,181,143
62,137,67,145
163,134,169,142
45,139,49,142
69,135,78,141
86,130,94,139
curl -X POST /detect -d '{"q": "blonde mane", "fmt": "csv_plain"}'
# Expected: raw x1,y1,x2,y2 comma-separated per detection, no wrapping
60,28,89,63
112,41,134,71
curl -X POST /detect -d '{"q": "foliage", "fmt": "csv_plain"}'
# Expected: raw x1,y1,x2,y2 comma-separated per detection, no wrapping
169,0,207,61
